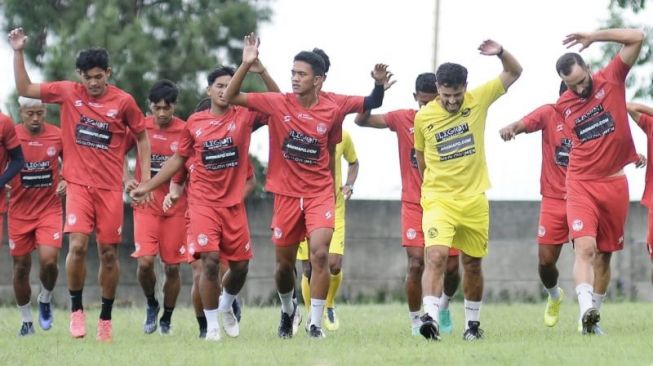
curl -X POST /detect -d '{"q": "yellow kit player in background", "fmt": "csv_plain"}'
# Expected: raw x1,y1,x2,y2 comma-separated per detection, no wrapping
298,130,359,331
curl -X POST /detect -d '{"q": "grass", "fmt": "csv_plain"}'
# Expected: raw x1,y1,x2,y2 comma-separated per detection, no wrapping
0,302,651,366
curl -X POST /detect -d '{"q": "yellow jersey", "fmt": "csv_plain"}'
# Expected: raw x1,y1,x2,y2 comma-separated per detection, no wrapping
414,77,505,197
335,130,357,206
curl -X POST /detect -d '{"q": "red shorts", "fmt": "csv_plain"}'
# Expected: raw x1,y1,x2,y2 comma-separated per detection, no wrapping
132,211,189,264
65,183,123,244
537,196,569,245
188,203,252,262
566,176,628,252
401,201,459,256
8,211,63,256
647,209,653,261
271,193,335,246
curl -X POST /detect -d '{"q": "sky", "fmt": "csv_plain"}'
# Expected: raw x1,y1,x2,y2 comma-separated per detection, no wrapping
1,0,651,200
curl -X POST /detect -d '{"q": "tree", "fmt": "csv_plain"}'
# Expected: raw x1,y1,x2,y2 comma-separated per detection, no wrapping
595,0,652,99
1,0,272,119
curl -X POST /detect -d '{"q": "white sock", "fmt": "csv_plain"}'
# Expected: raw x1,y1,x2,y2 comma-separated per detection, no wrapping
575,283,594,316
464,299,482,329
310,298,326,328
546,284,561,300
203,308,219,331
278,290,294,315
18,302,32,323
440,294,451,310
422,296,440,319
592,292,606,310
409,311,423,327
38,288,53,303
218,290,237,312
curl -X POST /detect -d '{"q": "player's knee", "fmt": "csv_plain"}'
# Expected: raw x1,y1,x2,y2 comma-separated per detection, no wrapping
164,264,180,278
41,258,58,272
13,261,30,280
230,261,249,277
462,258,482,276
424,247,448,268
138,258,155,273
407,257,424,277
69,243,87,258
99,248,118,266
310,250,328,269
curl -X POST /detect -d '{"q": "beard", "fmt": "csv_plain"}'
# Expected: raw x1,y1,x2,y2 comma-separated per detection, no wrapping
574,77,593,99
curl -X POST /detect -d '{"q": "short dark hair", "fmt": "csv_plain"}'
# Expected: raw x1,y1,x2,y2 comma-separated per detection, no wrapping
194,97,211,112
312,48,331,74
293,51,326,76
415,73,437,94
75,48,110,72
558,80,568,96
148,79,179,105
556,53,586,76
435,63,467,87
207,66,235,86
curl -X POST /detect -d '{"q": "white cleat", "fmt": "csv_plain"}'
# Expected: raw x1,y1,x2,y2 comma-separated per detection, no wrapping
220,309,240,338
205,327,221,341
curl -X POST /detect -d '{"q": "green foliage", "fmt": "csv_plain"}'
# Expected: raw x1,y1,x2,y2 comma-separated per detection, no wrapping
596,0,652,99
0,0,272,119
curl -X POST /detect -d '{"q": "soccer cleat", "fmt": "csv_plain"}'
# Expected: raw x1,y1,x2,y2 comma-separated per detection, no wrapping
220,309,240,337
324,307,340,331
69,310,86,338
277,304,297,339
198,328,207,339
307,324,326,338
18,321,35,337
438,308,453,334
96,319,113,342
580,308,601,335
544,289,564,327
589,323,605,336
205,328,221,341
418,314,441,341
143,305,160,334
159,320,172,335
232,298,242,323
38,301,54,330
462,321,485,341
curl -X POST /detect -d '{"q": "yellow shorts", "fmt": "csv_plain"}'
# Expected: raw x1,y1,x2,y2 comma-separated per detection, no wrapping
421,193,489,258
297,198,345,260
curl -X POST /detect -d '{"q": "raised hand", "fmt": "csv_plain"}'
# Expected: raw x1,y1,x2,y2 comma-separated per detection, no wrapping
499,126,516,141
478,39,503,56
562,32,594,52
371,64,395,89
8,27,28,51
242,32,260,65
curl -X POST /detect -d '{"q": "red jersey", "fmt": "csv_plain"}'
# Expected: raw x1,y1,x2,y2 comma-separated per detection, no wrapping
178,107,264,207
320,91,365,124
384,109,421,204
129,116,187,216
556,55,638,180
40,81,145,191
9,123,63,219
522,104,571,199
247,92,340,197
636,113,653,208
0,113,21,213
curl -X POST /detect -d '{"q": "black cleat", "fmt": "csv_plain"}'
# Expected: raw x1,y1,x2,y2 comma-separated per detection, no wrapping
159,320,172,335
419,314,441,341
462,321,485,341
19,321,35,337
143,305,160,334
307,324,326,338
277,304,297,339
581,308,601,335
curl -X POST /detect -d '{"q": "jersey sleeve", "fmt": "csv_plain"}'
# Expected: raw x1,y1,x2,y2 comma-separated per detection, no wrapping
177,122,194,159
384,111,400,132
638,113,653,135
522,105,552,133
123,96,146,134
414,110,426,152
245,92,285,116
2,116,20,150
599,54,630,83
470,77,506,108
40,81,75,104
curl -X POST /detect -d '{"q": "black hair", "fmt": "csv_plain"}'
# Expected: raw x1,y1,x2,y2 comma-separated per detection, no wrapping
148,79,179,105
207,66,235,86
194,97,211,112
435,63,468,87
75,48,110,72
293,51,326,76
415,73,437,94
556,53,586,76
558,80,568,96
312,48,331,74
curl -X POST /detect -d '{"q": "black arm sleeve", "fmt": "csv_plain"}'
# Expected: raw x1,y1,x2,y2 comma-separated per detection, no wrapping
0,146,25,187
363,84,385,111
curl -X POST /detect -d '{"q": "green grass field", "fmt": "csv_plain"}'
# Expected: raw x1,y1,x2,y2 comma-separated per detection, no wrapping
0,302,651,366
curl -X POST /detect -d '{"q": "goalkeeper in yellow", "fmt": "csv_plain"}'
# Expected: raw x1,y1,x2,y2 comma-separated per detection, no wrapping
297,130,359,331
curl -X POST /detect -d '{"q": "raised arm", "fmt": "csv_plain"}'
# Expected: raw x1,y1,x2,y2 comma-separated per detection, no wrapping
250,58,280,92
363,64,393,110
478,39,522,90
355,111,389,129
224,33,260,107
499,119,528,141
8,28,41,98
563,28,644,67
626,102,653,123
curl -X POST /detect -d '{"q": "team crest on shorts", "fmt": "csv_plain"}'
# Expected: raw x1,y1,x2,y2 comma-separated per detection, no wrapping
427,227,438,239
67,214,77,225
406,228,417,240
538,225,546,237
325,211,332,219
273,227,283,239
572,219,584,232
179,246,186,255
197,233,209,246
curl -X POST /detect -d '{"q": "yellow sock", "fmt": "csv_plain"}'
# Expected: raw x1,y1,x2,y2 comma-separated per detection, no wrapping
326,271,343,308
301,274,311,313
